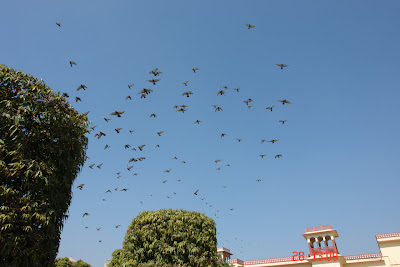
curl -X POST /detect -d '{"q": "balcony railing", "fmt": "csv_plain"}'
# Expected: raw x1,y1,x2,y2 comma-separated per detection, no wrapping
312,246,336,254
306,224,332,232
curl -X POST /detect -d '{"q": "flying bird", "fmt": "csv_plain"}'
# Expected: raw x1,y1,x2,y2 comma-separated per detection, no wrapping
164,169,172,173
129,130,135,133
221,86,228,89
115,225,121,228
192,68,199,73
279,120,287,124
75,97,81,102
176,108,187,113
215,160,222,163
104,144,110,150
221,133,227,138
234,87,240,92
183,81,189,86
278,99,292,105
89,164,95,169
96,227,102,231
215,107,223,112
124,144,131,149
128,83,134,89
266,105,274,111
97,163,103,169
276,64,289,69
256,179,262,182
104,118,111,122
150,114,157,118
147,79,161,85
236,138,242,142
246,24,255,29
149,68,160,76
138,88,153,95
77,84,87,91
217,90,226,96
95,132,106,139
194,120,201,124
182,91,193,97
82,213,89,217
127,166,134,171
194,189,199,195
70,61,77,67
110,111,125,117
56,22,61,27
121,188,128,191
157,131,164,136
259,154,267,158
275,154,282,158
138,145,146,151
115,128,123,133
162,180,168,183
125,95,132,100
267,140,279,143
77,184,85,190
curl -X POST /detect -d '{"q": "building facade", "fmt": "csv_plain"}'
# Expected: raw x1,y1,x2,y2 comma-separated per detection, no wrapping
217,224,400,267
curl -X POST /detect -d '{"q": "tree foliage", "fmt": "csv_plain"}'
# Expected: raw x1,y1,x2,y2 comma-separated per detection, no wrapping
109,209,232,267
0,65,89,266
54,257,91,267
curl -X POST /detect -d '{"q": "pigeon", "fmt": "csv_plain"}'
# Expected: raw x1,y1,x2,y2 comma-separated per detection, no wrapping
192,68,199,73
89,164,95,169
150,114,157,118
128,83,134,89
221,133,227,138
266,105,274,111
110,111,125,117
120,188,128,191
127,166,134,171
96,227,102,231
215,107,223,112
157,131,164,136
234,87,240,92
259,154,267,158
129,130,135,133
176,108,187,113
194,120,202,124
125,144,131,149
182,91,193,97
217,90,226,96
138,145,146,151
56,22,61,27
104,145,110,150
215,160,222,163
75,97,81,102
278,99,292,105
279,120,287,124
105,190,112,194
97,163,103,169
194,189,199,195
125,95,132,100
70,61,77,67
275,154,282,158
236,138,242,142
147,79,161,85
138,88,153,95
115,128,122,133
82,213,89,217
104,118,111,122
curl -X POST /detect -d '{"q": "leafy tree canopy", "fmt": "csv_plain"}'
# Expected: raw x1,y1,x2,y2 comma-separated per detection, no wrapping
0,65,89,266
109,209,232,267
55,257,91,267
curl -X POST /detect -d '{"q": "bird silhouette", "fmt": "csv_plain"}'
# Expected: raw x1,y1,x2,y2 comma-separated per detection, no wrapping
215,159,222,163
138,145,146,151
182,91,193,97
278,99,292,105
157,131,164,136
138,88,153,95
56,22,61,27
104,118,111,122
69,61,77,67
127,166,134,171
244,99,253,105
217,90,226,96
110,111,125,117
194,120,201,124
215,107,223,112
276,64,288,69
181,161,186,164
221,133,227,138
77,184,85,190
176,108,187,113
129,130,135,133
183,81,189,86
82,213,89,217
97,163,103,169
149,68,161,76
77,84,87,91
95,132,106,139
194,189,199,195
155,145,160,148
192,68,199,73
150,114,157,118
83,111,89,116
75,97,81,102
256,179,262,182
259,154,267,158
120,188,128,191
125,95,132,100
267,140,279,143
104,145,110,150
234,87,240,92
89,164,95,169
164,169,172,173
124,144,131,149
115,128,122,133
221,86,228,89
115,225,121,228
128,83,134,89
246,24,255,29
275,154,282,158
266,105,274,111
96,227,102,231
62,92,69,98
236,138,242,142
279,120,286,124
147,79,161,85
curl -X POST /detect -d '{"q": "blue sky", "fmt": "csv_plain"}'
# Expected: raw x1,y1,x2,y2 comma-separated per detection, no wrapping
2,0,400,266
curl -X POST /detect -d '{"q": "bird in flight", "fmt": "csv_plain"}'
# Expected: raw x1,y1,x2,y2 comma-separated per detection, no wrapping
276,64,289,69
110,111,125,117
115,225,121,228
155,145,160,148
244,98,253,105
182,91,193,97
56,22,61,27
164,169,172,173
183,81,189,86
121,188,128,192
128,83,134,89
138,145,146,151
77,84,87,91
104,144,110,150
221,86,228,89
125,95,132,100
234,87,240,92
157,131,164,136
124,144,131,149
236,138,242,142
147,79,161,85
215,107,223,112
259,154,267,158
70,61,77,67
246,24,255,29
75,97,81,102
215,159,222,163
97,163,103,169
149,68,161,76
95,132,106,139
256,179,262,182
221,133,227,138
266,105,274,111
225,164,231,167
77,184,85,190
279,120,286,124
89,164,95,169
138,88,153,95
217,90,226,96
176,108,187,113
129,130,135,133
162,180,168,184
150,114,157,118
194,189,199,195
96,227,102,231
127,166,134,171
267,139,279,143
104,118,111,122
275,154,282,158
278,99,292,105
212,104,219,108
192,68,199,73
115,128,123,133
82,213,89,217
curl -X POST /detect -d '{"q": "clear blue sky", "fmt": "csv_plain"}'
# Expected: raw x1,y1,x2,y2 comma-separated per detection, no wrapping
2,0,400,266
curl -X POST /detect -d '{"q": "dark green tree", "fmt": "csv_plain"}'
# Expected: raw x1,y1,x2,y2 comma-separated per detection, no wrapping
54,257,91,267
108,209,232,267
0,65,89,266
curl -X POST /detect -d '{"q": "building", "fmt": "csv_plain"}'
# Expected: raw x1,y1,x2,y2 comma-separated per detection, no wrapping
217,224,400,267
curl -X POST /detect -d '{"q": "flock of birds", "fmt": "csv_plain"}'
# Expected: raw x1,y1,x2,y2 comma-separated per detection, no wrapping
56,22,293,248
